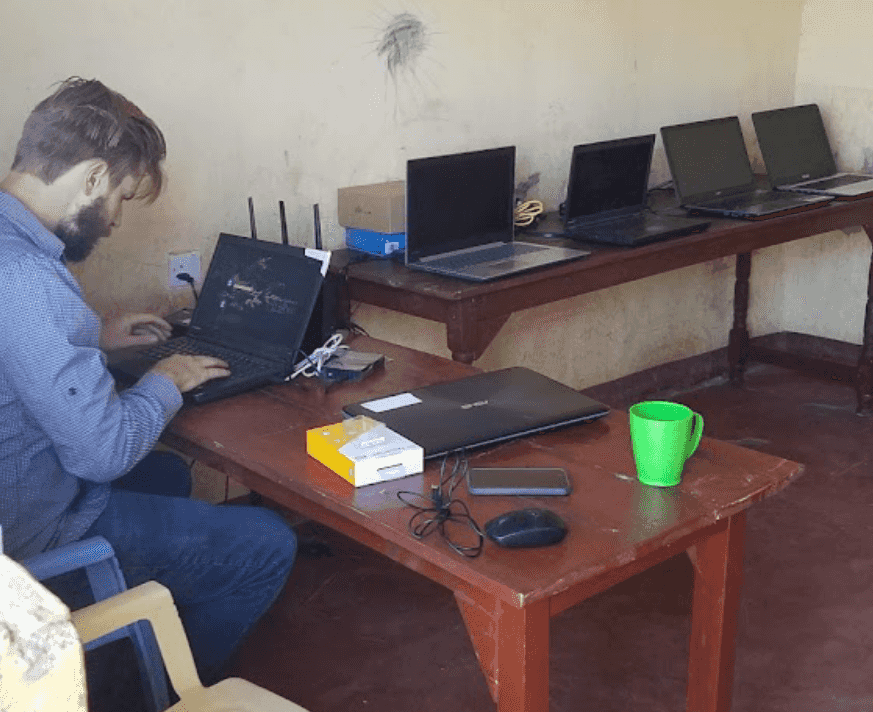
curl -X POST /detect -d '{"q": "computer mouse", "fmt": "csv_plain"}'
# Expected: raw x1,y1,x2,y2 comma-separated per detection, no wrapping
484,508,567,548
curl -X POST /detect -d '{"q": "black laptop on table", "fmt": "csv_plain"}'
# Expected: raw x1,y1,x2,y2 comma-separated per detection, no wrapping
752,103,873,200
109,233,325,404
527,134,711,245
404,146,590,282
342,366,609,459
660,116,832,220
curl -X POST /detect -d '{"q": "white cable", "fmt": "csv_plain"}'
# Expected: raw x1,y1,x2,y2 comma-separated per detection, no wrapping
288,333,348,380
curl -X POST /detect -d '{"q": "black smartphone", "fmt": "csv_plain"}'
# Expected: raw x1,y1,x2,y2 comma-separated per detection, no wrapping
467,467,571,496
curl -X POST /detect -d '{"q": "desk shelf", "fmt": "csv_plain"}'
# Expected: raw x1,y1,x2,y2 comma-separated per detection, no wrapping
336,193,873,413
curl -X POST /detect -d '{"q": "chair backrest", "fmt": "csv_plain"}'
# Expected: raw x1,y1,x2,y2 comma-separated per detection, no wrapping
0,553,87,712
72,580,205,700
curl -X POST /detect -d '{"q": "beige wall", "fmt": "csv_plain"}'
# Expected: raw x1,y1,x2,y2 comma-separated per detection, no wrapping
771,0,873,344
1,0,809,391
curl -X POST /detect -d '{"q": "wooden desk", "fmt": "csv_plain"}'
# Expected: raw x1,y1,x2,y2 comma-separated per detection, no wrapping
162,337,801,712
336,195,873,412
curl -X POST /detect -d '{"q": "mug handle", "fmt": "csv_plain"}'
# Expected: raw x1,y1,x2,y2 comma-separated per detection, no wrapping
685,413,704,459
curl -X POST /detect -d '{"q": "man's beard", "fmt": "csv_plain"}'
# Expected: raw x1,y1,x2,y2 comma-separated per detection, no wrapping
54,197,110,263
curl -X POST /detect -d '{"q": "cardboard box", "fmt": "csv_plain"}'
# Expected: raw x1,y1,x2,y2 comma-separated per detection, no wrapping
337,180,405,233
306,415,423,487
345,228,406,256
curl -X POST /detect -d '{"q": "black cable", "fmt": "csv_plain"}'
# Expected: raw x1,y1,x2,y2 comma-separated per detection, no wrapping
397,452,485,558
176,272,199,306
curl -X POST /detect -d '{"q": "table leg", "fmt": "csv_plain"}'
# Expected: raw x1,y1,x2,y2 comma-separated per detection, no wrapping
728,252,751,386
446,301,509,364
855,227,873,414
685,511,747,712
455,592,550,712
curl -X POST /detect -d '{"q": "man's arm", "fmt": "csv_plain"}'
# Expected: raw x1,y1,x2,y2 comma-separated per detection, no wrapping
100,313,172,351
0,255,180,482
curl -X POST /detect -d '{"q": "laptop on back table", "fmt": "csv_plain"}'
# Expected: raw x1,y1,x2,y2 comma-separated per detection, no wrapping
404,146,590,282
528,134,711,245
342,366,609,459
109,233,326,404
752,103,873,200
660,116,832,220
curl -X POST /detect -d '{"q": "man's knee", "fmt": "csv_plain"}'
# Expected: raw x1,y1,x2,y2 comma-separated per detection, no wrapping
242,507,297,577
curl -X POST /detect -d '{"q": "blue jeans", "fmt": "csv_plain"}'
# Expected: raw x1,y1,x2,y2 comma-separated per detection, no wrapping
79,451,296,684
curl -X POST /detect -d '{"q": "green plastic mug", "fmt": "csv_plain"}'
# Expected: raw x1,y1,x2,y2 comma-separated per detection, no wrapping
628,401,704,487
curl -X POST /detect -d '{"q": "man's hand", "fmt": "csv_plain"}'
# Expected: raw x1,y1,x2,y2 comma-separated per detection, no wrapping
148,354,231,393
101,313,173,351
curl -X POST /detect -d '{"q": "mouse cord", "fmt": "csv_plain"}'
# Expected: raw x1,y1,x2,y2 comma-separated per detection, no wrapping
397,452,485,558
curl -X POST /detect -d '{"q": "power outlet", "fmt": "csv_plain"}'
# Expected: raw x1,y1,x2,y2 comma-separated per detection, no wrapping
168,251,201,290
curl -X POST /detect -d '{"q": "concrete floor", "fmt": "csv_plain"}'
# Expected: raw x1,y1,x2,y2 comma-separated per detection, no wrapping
227,364,873,712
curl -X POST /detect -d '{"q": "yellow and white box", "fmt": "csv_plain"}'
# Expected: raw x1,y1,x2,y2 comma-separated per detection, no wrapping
306,415,423,487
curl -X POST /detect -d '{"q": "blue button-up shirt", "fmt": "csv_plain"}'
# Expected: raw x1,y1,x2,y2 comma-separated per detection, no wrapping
0,191,182,559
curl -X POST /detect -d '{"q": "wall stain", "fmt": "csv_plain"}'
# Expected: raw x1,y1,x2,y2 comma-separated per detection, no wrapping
377,12,427,80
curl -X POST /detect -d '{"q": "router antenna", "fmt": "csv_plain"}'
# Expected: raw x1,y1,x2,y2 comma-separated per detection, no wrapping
313,203,322,250
279,200,289,245
248,197,258,240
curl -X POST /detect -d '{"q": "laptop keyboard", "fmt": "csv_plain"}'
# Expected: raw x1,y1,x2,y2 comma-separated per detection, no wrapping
141,337,275,373
426,242,544,270
565,213,646,238
709,191,795,209
802,174,871,190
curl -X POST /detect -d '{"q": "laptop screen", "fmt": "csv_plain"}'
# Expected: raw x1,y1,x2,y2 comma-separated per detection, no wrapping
661,116,756,203
752,104,838,186
406,146,515,262
190,233,324,362
565,135,655,222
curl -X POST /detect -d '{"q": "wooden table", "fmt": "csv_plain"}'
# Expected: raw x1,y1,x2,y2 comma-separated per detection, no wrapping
335,194,873,412
162,336,801,712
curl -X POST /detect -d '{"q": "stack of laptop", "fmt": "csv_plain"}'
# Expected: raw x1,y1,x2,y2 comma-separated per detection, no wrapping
752,103,873,200
527,134,711,245
109,233,327,404
660,116,832,220
404,146,590,282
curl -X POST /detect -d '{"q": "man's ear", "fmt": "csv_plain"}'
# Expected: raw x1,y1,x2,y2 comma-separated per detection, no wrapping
83,160,111,197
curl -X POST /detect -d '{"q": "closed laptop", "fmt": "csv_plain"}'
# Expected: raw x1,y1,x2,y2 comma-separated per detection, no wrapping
342,366,609,459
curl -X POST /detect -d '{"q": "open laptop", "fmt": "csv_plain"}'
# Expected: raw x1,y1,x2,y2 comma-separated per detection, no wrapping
109,233,325,404
527,135,711,245
342,366,609,459
404,146,590,282
752,104,873,200
660,116,832,220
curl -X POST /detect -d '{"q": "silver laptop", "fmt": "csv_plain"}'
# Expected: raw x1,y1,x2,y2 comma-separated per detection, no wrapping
404,146,589,282
752,104,873,199
342,367,609,459
661,116,831,220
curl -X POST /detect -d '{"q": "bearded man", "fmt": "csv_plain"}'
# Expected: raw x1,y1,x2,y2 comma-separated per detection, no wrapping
0,78,296,687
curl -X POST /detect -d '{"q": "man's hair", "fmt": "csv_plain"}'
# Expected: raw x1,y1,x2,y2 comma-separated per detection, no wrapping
11,77,166,202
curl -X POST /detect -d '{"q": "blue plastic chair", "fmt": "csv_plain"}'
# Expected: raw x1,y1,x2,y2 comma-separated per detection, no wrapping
20,536,170,712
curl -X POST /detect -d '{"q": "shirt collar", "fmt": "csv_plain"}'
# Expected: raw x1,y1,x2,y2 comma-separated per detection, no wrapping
0,190,67,262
